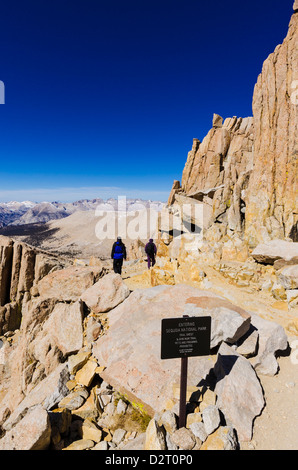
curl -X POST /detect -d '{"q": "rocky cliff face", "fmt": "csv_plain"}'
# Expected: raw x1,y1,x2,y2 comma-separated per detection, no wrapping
0,236,69,335
245,4,298,246
180,115,254,235
167,3,298,248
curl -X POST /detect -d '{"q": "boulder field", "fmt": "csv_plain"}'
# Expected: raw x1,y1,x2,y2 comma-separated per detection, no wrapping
0,260,292,450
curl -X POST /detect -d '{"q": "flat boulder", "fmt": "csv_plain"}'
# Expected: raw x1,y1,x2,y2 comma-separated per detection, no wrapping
92,285,251,416
36,265,103,301
252,240,298,265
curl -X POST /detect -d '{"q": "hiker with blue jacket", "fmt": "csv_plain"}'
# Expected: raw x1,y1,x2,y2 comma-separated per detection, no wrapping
145,238,157,269
111,236,127,275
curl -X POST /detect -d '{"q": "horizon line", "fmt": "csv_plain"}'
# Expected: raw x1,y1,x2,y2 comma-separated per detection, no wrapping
0,185,169,204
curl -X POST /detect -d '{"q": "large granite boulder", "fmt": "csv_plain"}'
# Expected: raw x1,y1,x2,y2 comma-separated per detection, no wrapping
92,285,252,416
277,264,298,290
0,405,51,450
80,273,130,313
214,342,265,441
36,265,104,301
252,240,298,265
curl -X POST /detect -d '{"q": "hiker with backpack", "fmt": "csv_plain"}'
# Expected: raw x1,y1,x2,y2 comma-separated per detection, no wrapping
111,236,127,275
145,238,157,269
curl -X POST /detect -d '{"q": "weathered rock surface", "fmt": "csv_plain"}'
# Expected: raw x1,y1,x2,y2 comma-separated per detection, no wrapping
183,296,251,348
0,236,68,308
92,285,252,416
170,427,196,450
0,236,70,337
0,237,13,307
182,117,253,211
179,115,254,236
0,261,107,422
80,272,130,313
0,302,21,335
167,180,182,206
0,263,291,450
214,342,265,441
93,285,210,416
277,264,298,290
245,5,298,246
201,405,221,436
200,426,238,450
252,240,298,265
2,364,69,431
166,5,298,248
63,438,95,450
143,418,167,450
37,265,104,301
0,405,51,450
30,300,84,358
250,313,288,376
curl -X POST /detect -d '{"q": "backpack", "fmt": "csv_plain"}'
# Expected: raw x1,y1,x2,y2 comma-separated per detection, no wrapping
145,242,155,257
113,242,124,259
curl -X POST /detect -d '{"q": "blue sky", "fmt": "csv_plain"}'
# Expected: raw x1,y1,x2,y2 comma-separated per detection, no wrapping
0,0,294,202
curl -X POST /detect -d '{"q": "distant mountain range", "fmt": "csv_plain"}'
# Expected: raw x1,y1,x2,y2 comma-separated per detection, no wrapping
0,198,165,228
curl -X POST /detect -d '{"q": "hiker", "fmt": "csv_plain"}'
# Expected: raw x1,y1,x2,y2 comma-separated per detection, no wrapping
111,236,127,275
145,238,157,269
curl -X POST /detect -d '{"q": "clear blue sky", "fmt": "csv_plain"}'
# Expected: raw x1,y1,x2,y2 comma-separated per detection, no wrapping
0,0,294,202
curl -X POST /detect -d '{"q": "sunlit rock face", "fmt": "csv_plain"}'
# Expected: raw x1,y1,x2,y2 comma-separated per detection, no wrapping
245,5,298,246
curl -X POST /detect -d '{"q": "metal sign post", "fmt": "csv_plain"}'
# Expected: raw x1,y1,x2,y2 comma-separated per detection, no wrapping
161,315,211,428
179,355,188,428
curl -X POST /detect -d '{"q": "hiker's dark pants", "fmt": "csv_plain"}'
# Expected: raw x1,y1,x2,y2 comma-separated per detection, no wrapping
147,256,156,269
113,258,123,274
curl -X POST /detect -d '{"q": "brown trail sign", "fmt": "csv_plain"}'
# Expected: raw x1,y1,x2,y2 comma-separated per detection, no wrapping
161,315,211,428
